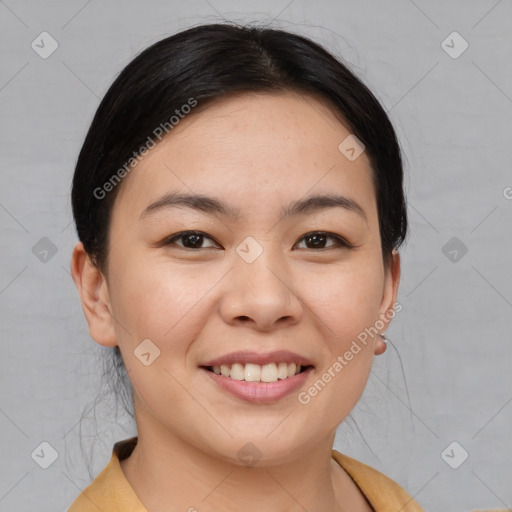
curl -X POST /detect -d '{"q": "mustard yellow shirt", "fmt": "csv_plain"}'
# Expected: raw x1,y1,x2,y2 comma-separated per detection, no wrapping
68,437,424,512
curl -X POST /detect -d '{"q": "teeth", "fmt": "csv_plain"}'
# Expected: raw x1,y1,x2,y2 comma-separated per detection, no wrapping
245,363,261,381
230,363,245,380
277,362,288,380
261,363,278,382
210,362,305,382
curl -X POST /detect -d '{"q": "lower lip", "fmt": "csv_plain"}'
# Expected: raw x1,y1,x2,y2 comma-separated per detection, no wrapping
200,367,313,404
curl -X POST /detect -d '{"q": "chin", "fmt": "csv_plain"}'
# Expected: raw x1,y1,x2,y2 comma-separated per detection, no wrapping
205,435,307,468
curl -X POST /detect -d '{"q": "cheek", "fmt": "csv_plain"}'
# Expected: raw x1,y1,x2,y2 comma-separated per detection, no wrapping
108,259,209,409
306,256,384,343
107,251,221,354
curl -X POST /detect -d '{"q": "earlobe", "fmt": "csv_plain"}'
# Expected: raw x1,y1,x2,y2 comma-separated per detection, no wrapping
374,333,388,355
70,242,118,347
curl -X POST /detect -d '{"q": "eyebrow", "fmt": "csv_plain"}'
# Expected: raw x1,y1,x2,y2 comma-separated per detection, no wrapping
139,192,367,223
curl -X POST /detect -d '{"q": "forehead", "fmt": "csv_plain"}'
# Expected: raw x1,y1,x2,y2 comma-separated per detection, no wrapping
113,91,376,222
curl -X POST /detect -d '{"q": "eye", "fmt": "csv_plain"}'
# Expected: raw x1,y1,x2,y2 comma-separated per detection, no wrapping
294,231,352,250
161,230,353,251
163,231,221,249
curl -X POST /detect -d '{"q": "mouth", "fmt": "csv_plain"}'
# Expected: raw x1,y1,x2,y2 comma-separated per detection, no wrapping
200,362,314,383
198,351,315,403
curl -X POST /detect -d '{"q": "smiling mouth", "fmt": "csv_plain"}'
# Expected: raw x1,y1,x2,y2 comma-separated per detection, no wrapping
201,362,313,383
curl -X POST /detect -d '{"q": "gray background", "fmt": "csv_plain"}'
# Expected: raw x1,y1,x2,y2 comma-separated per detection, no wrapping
1,1,511,511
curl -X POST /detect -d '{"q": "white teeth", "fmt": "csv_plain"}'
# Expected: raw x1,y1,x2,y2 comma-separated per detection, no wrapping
244,363,261,382
210,362,305,382
230,363,245,380
261,363,278,382
277,362,288,380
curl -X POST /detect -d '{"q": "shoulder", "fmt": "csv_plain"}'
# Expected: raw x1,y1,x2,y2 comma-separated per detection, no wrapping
66,462,116,512
332,450,425,512
68,441,423,512
67,438,146,512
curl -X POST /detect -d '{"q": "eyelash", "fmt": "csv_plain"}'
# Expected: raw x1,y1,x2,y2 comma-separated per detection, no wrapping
162,230,354,251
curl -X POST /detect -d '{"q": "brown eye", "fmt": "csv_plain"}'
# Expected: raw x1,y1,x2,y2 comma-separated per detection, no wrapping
295,232,351,250
164,231,219,249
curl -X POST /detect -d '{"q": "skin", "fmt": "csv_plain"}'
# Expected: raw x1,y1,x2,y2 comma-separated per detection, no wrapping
71,91,400,512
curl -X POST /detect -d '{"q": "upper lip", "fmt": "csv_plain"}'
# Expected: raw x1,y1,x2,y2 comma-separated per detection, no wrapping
200,350,314,368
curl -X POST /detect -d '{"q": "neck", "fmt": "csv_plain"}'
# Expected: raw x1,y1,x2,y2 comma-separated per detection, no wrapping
120,400,365,512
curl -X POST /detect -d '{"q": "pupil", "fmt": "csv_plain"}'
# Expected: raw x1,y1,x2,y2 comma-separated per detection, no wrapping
307,233,326,248
184,234,202,248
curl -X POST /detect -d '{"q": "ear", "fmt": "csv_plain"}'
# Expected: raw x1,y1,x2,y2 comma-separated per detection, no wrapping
70,242,117,347
374,249,401,356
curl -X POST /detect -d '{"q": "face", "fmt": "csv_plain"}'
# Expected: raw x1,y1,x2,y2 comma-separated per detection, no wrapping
74,91,400,466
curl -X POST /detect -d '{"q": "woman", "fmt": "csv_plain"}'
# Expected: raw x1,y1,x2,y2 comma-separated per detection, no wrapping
68,22,423,511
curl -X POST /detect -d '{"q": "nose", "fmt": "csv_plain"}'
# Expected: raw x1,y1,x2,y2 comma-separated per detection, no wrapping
219,249,303,331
